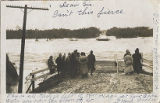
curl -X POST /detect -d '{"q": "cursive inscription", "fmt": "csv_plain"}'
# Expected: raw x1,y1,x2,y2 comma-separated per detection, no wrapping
59,2,79,8
52,2,123,18
52,10,73,17
97,7,123,18
77,7,93,15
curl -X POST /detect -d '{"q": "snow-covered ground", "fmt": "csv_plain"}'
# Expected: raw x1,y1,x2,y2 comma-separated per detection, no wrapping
45,73,152,93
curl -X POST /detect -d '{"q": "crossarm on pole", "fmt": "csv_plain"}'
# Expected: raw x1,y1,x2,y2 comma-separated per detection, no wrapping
6,5,49,10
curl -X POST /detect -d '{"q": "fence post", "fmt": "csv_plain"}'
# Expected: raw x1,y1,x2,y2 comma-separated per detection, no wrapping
117,59,119,74
32,74,35,92
114,54,119,74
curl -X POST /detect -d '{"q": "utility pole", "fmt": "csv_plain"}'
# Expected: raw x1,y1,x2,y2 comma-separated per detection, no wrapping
6,5,48,93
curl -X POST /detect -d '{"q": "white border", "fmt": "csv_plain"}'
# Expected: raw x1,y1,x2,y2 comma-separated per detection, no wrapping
1,1,160,103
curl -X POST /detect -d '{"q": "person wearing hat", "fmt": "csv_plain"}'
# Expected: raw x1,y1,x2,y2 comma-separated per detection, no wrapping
132,48,143,74
124,49,134,75
87,50,96,75
79,52,88,78
124,49,131,58
48,56,56,74
56,53,63,75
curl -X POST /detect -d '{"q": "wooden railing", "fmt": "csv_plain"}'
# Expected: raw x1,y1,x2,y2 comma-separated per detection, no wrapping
142,62,153,69
114,53,153,74
26,68,51,93
143,58,153,68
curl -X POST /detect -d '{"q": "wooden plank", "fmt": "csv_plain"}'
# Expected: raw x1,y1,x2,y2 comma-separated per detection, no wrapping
118,59,153,68
143,58,153,66
30,68,49,75
95,60,125,67
96,60,117,66
31,73,50,81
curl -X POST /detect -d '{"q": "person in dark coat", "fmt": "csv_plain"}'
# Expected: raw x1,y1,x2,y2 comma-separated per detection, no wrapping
132,48,143,74
56,53,62,75
61,53,66,75
76,52,80,75
87,50,96,75
71,50,79,77
66,53,72,75
47,56,56,74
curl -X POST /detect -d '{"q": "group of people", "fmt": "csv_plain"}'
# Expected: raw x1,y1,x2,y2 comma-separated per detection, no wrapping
123,48,143,75
48,48,143,77
47,50,96,78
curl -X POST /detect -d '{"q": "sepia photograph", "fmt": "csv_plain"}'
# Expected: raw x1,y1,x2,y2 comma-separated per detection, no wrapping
2,0,154,94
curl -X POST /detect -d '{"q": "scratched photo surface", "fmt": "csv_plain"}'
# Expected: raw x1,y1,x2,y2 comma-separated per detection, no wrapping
2,0,153,93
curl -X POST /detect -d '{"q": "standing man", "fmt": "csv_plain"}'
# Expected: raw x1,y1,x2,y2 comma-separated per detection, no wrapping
61,53,66,75
87,50,96,75
56,53,63,75
132,48,143,74
47,56,56,74
72,50,79,77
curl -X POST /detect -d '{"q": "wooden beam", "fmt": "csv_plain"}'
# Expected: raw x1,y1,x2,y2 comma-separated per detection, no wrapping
30,68,49,75
6,5,48,10
143,63,153,68
26,83,32,93
18,5,27,93
31,73,50,81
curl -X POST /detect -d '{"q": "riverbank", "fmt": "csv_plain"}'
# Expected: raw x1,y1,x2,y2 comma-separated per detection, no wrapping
32,60,152,93
6,27,152,39
106,27,153,38
6,27,100,39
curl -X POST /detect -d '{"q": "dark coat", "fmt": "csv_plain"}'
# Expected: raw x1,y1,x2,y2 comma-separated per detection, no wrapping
56,56,63,72
48,58,54,68
87,53,96,70
132,53,142,73
48,58,55,74
66,55,71,74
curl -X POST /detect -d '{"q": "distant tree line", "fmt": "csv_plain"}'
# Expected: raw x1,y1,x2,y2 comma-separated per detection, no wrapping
6,27,101,39
106,27,153,38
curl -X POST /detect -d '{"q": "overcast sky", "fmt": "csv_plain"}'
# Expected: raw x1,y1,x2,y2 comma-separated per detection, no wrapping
1,0,155,30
